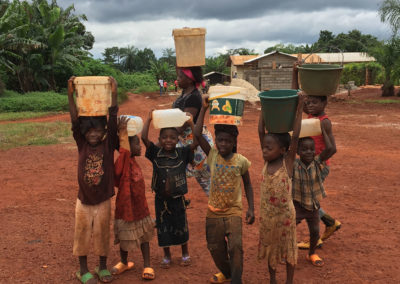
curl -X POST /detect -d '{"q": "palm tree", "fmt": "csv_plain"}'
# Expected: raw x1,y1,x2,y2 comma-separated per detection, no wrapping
120,45,138,73
379,0,400,34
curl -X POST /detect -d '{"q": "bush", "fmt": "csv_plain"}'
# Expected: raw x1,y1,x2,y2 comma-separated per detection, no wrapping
340,62,384,86
0,91,68,112
0,78,4,96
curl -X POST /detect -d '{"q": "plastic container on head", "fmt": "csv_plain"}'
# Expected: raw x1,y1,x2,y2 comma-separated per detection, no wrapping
208,86,246,125
120,115,144,136
299,118,322,138
152,109,190,129
298,64,343,96
73,76,111,116
173,27,206,67
258,89,299,133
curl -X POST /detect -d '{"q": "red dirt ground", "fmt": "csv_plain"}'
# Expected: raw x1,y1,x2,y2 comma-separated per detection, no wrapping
1,88,400,283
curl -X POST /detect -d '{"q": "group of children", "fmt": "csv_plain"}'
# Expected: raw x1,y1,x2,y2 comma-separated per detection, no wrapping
68,64,341,284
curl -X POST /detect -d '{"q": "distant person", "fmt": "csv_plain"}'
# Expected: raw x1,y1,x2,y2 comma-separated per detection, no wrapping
292,63,341,250
174,79,178,92
257,93,304,284
141,111,197,268
111,116,155,280
163,81,168,93
67,76,118,284
158,79,163,95
194,97,255,284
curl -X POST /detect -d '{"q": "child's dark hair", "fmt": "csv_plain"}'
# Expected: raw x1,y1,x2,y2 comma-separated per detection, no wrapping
214,124,239,153
298,137,315,149
309,95,327,102
266,132,291,152
79,116,107,135
188,66,204,85
159,127,179,136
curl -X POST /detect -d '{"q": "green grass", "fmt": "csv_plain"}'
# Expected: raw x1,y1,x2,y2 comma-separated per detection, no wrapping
364,99,400,104
0,111,61,121
0,121,72,150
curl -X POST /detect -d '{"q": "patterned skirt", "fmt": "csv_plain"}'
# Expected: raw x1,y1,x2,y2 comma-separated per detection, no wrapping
114,215,155,251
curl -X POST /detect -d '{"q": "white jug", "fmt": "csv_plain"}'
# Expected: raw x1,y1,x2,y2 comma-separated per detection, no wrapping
299,118,322,138
152,109,190,129
120,115,143,136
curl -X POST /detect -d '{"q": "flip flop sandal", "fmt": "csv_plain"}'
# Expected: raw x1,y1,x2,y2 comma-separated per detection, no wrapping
142,267,155,280
76,271,96,284
306,254,324,267
210,272,231,283
110,261,134,275
94,267,113,283
160,257,171,269
180,256,191,266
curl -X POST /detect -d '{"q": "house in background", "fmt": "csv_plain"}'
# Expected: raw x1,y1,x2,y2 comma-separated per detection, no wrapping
203,71,231,85
226,55,258,79
243,51,298,90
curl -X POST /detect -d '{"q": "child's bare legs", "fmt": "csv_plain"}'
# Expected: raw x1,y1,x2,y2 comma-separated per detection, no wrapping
268,265,277,284
181,243,189,257
141,242,151,267
79,256,89,275
120,248,128,265
163,247,171,260
306,216,320,255
286,262,295,284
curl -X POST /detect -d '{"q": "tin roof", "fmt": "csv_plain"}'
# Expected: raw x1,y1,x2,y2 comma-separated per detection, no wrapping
228,55,259,66
244,51,298,64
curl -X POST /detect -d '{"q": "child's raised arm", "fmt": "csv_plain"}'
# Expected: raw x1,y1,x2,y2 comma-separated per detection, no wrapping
141,110,153,148
291,61,300,90
110,76,118,107
258,112,266,149
285,92,305,176
319,118,337,161
320,121,336,161
242,170,255,225
186,113,198,151
117,116,130,151
194,96,211,155
67,76,78,123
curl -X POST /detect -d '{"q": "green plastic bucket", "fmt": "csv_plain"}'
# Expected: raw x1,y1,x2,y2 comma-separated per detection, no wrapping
298,64,343,96
209,86,246,125
258,89,299,133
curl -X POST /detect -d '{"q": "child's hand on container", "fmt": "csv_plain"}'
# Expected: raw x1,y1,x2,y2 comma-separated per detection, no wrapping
118,116,130,131
109,76,118,95
185,112,194,123
202,95,210,108
68,76,75,96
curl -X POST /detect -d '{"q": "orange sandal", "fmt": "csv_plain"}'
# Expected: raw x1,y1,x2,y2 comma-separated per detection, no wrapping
210,272,231,283
142,267,155,280
306,254,324,267
110,261,134,275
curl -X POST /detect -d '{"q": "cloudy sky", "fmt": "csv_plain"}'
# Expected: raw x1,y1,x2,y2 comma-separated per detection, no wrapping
58,0,389,58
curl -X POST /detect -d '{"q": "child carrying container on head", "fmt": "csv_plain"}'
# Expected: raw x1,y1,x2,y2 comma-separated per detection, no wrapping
194,96,255,284
292,123,335,267
141,111,197,268
67,76,118,284
257,93,305,284
292,63,341,249
111,116,155,280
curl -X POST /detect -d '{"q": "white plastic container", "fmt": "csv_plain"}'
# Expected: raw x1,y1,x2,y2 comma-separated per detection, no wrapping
120,115,143,136
73,76,111,116
299,118,321,138
152,109,190,129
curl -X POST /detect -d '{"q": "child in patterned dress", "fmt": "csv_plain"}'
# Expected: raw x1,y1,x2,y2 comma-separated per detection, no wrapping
257,93,304,284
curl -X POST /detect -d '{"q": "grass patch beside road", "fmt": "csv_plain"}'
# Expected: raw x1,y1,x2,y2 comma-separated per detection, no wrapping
0,111,61,121
0,121,72,150
364,99,400,104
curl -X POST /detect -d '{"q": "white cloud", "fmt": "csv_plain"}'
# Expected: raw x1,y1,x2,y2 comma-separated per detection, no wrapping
86,8,388,59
